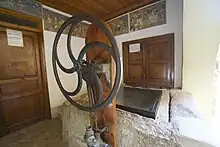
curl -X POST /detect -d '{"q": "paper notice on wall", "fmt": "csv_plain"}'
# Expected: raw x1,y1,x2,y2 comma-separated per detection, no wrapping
129,43,140,53
6,29,24,47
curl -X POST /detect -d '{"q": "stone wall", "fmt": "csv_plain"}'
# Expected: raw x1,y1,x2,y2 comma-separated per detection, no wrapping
61,100,181,147
62,101,90,147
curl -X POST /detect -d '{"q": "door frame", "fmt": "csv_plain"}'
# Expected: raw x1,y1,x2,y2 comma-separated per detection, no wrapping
0,8,51,119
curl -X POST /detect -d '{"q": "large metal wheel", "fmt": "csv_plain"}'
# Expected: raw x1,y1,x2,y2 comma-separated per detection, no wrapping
52,14,121,112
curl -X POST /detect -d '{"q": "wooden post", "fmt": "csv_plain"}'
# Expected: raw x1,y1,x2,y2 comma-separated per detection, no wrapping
86,24,117,147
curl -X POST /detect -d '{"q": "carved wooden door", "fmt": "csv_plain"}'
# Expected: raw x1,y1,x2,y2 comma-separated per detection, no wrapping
0,27,46,136
144,34,174,88
123,42,145,87
123,34,174,88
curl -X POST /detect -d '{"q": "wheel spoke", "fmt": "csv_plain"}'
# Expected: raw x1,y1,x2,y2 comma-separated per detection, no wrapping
67,24,77,63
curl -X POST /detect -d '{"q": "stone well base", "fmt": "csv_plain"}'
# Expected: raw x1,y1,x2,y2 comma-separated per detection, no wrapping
61,101,181,147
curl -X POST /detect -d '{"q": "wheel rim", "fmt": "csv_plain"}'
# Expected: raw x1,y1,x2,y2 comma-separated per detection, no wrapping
52,14,121,112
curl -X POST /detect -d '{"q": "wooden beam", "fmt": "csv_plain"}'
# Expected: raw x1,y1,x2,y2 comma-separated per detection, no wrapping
40,0,98,17
86,24,118,147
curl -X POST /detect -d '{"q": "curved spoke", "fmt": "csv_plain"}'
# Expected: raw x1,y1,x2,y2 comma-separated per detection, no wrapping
56,55,77,74
52,17,83,96
67,24,77,63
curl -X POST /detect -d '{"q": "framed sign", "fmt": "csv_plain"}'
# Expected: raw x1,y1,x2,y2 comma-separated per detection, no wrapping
6,29,24,47
129,43,140,53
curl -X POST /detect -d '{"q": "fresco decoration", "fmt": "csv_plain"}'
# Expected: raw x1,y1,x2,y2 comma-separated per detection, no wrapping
43,8,89,38
71,22,89,38
108,14,129,36
0,0,42,18
43,8,68,33
129,0,166,32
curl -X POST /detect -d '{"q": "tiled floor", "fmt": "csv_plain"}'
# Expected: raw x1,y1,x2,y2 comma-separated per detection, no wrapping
0,118,62,147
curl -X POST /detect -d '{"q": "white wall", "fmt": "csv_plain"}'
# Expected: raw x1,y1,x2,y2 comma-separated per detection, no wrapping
183,0,220,119
115,0,183,87
42,7,87,118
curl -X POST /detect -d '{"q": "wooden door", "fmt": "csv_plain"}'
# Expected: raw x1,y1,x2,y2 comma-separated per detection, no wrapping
144,34,174,88
0,27,46,136
123,34,174,88
123,42,145,87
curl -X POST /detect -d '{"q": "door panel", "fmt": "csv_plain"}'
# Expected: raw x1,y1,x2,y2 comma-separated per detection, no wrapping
123,34,174,88
0,27,45,136
124,43,145,86
145,34,173,88
147,42,171,61
0,33,38,79
128,64,144,80
1,79,39,97
1,94,41,126
128,51,143,61
147,63,169,85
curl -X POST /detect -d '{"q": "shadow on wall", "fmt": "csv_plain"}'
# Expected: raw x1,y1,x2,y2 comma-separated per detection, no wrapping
213,43,220,121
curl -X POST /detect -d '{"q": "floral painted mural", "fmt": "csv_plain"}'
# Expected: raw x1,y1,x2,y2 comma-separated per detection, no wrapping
1,0,167,37
71,22,90,38
43,8,89,38
129,0,166,32
0,0,42,18
108,14,129,36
